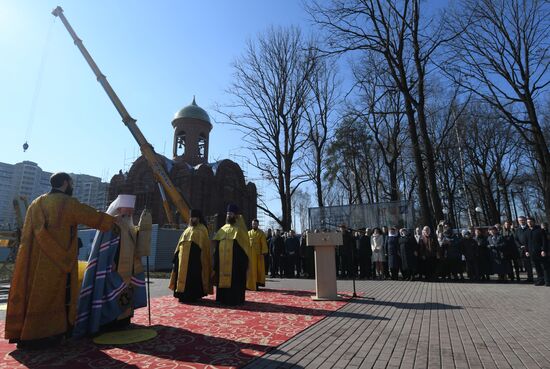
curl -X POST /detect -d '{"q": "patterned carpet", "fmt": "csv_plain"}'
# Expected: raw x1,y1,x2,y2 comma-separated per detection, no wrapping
0,289,349,368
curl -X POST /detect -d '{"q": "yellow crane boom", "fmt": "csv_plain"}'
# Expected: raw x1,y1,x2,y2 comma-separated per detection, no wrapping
52,6,190,224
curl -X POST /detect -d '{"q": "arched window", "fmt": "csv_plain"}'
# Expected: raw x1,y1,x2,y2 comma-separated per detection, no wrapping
198,134,206,158
176,132,186,156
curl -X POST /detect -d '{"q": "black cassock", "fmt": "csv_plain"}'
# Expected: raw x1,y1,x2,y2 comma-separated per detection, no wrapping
214,240,248,305
172,242,205,302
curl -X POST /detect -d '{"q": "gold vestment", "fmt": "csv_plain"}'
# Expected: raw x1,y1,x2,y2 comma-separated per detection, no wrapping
5,193,114,341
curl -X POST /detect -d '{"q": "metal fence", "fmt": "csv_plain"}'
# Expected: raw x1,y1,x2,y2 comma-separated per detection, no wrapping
308,201,415,231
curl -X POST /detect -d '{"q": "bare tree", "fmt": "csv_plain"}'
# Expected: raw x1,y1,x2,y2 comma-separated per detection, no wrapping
426,83,470,226
349,53,407,201
461,103,523,224
445,0,550,221
324,117,373,204
308,0,450,225
292,188,311,231
302,57,340,207
219,26,316,230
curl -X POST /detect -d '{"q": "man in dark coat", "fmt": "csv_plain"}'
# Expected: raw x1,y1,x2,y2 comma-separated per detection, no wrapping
298,231,307,277
526,217,549,286
303,230,315,278
474,228,491,281
460,230,479,281
284,230,300,277
386,227,401,280
502,221,521,281
269,229,284,277
398,228,417,281
487,226,510,281
443,228,463,281
339,224,355,278
515,216,534,282
358,228,372,279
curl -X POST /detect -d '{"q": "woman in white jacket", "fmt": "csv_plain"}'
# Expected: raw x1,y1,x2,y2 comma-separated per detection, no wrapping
371,228,386,279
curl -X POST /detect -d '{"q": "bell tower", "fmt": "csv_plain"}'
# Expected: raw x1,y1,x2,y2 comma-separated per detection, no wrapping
172,97,212,165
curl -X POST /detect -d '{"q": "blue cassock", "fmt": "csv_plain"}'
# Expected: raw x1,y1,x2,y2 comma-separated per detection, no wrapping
73,229,147,337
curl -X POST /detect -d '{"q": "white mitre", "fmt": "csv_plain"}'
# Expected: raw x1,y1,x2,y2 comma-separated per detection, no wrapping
106,194,136,215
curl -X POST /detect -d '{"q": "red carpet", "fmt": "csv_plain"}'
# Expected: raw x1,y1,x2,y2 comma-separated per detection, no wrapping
0,289,349,368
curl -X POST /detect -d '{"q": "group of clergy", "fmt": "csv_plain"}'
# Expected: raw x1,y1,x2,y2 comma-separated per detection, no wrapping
169,204,269,306
4,172,268,350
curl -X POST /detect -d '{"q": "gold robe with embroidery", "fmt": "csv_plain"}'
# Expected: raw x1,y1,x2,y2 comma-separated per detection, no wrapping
248,228,268,286
5,192,114,341
114,211,151,320
214,220,253,290
235,216,257,291
169,223,212,295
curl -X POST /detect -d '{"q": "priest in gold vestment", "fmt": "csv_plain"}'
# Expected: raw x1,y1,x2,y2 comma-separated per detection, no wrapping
5,172,115,349
169,209,212,303
213,204,251,305
248,219,268,288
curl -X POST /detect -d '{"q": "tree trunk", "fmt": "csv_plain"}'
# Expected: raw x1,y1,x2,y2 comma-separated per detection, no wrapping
389,164,399,201
315,147,324,207
412,0,443,225
279,189,289,231
525,99,550,222
284,166,292,231
416,106,444,223
496,169,513,222
501,186,513,223
404,100,433,227
481,173,499,224
353,167,363,204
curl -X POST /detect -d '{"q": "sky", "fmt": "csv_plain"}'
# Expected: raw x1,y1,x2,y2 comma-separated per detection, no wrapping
0,1,312,172
0,0,314,221
0,0,449,228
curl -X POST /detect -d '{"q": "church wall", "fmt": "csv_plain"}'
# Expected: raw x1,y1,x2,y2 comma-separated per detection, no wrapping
109,156,257,231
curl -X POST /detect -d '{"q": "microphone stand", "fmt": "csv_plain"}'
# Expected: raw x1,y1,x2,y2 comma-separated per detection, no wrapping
143,206,152,327
146,255,151,326
320,221,375,301
350,238,357,298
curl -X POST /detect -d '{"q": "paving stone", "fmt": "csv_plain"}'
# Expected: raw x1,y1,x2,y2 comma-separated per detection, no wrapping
243,276,550,369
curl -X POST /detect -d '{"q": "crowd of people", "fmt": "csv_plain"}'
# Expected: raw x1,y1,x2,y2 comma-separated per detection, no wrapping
264,218,550,286
5,171,549,351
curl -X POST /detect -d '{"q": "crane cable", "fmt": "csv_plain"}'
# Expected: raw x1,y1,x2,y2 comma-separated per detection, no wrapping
23,18,56,152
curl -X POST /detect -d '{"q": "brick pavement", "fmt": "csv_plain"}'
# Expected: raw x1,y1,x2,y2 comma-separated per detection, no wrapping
246,278,550,369
1,277,548,368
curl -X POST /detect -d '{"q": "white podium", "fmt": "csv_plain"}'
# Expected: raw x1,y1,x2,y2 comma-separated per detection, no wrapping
306,231,343,300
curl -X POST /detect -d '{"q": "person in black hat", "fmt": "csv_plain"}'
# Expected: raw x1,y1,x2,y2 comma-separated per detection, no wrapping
169,209,212,303
212,204,250,305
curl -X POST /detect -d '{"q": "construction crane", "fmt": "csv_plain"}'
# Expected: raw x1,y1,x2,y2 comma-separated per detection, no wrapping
52,6,190,225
